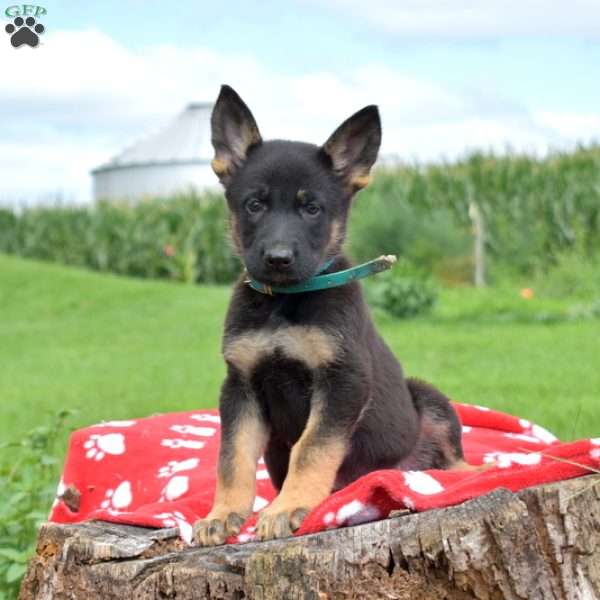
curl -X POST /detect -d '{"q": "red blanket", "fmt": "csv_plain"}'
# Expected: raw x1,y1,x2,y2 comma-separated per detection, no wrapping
50,404,600,544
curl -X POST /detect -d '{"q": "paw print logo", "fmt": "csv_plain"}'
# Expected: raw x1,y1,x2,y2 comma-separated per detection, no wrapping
5,17,44,48
100,481,133,510
157,457,200,479
84,433,126,461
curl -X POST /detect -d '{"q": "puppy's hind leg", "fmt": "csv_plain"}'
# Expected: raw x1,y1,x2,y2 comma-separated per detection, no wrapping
397,378,471,471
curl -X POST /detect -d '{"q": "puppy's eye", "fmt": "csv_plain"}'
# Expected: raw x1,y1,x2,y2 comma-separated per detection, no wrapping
303,202,321,216
246,198,265,215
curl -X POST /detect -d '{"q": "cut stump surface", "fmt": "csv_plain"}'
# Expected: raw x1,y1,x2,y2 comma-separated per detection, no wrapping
20,475,600,599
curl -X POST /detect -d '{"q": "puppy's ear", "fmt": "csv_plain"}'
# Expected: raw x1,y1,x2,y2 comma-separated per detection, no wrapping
211,85,262,186
321,105,381,194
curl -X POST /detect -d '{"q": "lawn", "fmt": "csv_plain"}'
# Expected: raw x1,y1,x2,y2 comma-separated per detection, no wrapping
1,253,599,446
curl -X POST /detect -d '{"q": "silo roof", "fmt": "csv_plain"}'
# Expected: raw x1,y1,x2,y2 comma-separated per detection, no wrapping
92,102,214,174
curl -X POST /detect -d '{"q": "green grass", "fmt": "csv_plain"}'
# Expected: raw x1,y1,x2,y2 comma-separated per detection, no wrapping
1,253,599,446
0,254,227,438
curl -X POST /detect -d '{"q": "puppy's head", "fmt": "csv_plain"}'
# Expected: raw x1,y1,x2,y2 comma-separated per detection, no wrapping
211,84,381,286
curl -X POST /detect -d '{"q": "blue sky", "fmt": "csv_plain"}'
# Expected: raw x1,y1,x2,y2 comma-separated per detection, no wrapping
43,0,600,111
2,0,600,203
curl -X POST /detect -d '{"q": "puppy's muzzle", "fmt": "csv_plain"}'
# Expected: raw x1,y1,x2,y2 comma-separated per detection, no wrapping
263,244,295,270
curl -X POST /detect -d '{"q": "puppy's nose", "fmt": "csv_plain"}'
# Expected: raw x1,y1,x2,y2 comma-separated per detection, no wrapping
264,246,295,269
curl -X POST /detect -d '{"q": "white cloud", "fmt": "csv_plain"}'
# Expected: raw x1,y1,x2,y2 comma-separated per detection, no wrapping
1,29,599,204
315,0,600,38
534,112,600,140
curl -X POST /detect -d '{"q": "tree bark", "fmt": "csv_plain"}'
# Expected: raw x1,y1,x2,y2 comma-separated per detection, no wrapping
20,475,600,600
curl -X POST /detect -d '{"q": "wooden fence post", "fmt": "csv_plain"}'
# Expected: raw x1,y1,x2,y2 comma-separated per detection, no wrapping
468,199,486,287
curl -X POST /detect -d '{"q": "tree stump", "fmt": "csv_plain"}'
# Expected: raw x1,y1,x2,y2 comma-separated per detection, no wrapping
20,475,600,599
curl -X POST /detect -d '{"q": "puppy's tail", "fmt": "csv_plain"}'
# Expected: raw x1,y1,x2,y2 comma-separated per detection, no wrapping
398,378,469,471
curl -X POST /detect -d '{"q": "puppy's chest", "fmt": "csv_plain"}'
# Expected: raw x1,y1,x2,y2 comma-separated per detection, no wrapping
223,325,340,376
223,326,340,443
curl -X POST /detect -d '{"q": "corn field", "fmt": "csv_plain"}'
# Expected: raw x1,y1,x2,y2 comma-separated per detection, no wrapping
1,146,599,284
352,145,600,276
0,192,240,284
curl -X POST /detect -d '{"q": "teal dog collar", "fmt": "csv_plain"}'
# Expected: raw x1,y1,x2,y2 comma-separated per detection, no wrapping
246,255,397,295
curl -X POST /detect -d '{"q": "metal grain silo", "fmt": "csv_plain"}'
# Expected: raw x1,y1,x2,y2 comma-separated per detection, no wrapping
91,103,217,202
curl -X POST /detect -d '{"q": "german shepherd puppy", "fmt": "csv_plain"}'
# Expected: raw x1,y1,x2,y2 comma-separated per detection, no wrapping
193,85,465,545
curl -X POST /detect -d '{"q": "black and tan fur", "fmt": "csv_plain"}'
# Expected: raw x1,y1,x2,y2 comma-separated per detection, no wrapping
193,85,467,545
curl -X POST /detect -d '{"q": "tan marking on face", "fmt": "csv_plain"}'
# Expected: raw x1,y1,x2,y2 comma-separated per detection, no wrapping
212,121,260,187
208,406,268,521
296,189,307,202
260,391,348,514
211,157,229,177
227,213,242,255
223,327,340,376
349,174,371,190
325,220,343,256
222,123,261,168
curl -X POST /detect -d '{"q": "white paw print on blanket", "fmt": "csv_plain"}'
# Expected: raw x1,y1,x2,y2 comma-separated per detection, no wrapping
530,424,557,443
504,432,544,444
253,496,269,512
404,471,444,495
483,451,541,468
519,419,558,444
161,439,205,450
84,433,125,461
170,424,217,437
329,500,381,526
159,475,190,502
93,420,137,428
157,457,200,479
51,479,66,509
590,439,600,460
155,511,193,544
402,496,415,510
101,481,133,510
256,469,270,481
189,414,220,424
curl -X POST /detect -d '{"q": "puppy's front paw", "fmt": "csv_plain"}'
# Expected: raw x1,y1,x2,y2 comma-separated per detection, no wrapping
256,506,309,541
193,511,245,546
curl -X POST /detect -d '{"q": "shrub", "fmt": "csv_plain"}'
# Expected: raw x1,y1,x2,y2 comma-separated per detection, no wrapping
0,411,74,599
350,145,600,281
533,251,600,301
365,261,438,318
0,209,18,253
348,180,472,284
